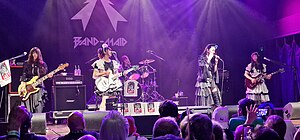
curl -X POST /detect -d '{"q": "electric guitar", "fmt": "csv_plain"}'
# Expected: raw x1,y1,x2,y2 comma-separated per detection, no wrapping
244,68,284,89
95,65,139,93
18,63,69,101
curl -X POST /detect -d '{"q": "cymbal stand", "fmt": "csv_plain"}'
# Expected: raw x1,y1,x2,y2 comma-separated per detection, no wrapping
137,72,150,102
146,64,165,101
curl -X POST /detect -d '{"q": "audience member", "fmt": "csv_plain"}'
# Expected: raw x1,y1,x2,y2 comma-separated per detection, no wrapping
189,113,213,140
252,126,280,140
99,110,129,140
57,111,98,140
179,110,193,123
159,100,179,120
152,117,180,138
234,104,258,140
229,98,264,132
78,134,97,140
212,120,226,140
5,105,47,140
258,102,275,121
152,134,183,140
259,102,297,140
264,115,286,140
124,116,147,140
179,114,191,139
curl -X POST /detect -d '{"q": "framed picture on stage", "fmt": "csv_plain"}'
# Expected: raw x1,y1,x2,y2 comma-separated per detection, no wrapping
133,103,142,114
147,102,155,113
124,80,138,97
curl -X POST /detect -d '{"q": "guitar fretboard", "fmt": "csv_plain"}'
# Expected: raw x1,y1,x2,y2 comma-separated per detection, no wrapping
32,68,60,87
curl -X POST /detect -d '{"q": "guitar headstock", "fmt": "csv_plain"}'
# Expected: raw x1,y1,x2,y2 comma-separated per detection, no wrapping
278,68,285,73
57,63,69,70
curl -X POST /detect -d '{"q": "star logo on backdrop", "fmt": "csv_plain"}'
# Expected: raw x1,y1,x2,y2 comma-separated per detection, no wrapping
71,0,127,32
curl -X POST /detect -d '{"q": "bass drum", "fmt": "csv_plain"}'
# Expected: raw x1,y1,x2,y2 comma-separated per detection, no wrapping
123,80,142,102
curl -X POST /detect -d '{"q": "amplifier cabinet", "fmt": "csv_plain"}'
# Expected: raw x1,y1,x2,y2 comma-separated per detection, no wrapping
52,85,86,111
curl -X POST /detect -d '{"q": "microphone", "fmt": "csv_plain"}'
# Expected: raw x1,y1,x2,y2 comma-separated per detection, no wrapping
147,50,154,53
111,51,117,54
263,57,271,61
215,55,223,61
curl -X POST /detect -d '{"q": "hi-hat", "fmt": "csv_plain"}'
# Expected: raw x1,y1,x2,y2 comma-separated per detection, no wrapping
139,59,155,65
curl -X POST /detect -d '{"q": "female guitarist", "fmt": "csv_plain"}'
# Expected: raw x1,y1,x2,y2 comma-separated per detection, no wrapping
92,44,122,111
244,52,271,105
20,47,53,113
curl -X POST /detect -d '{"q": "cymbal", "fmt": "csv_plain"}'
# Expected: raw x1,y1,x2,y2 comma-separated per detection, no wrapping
139,59,155,65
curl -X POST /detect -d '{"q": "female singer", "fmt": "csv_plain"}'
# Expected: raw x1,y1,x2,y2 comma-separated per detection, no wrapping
195,44,221,108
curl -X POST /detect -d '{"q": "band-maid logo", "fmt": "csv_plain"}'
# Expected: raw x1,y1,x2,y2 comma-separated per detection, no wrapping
73,37,127,48
71,0,127,48
71,0,127,32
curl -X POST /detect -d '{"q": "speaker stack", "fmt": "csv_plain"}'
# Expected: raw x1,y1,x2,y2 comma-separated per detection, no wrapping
0,66,23,122
52,75,86,119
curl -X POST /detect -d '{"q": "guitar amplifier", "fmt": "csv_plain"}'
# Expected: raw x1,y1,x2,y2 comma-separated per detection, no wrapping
52,85,86,111
8,66,23,94
53,75,83,86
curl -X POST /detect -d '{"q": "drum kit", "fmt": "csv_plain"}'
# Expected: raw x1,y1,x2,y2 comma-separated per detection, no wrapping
124,59,164,102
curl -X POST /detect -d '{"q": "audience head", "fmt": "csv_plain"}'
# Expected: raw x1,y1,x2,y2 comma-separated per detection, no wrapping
124,116,137,136
264,115,286,140
189,113,213,140
153,117,180,138
159,100,178,118
8,105,32,134
212,120,225,140
180,110,193,123
152,134,183,140
99,110,129,140
78,134,97,140
67,111,85,131
238,98,255,116
252,126,280,140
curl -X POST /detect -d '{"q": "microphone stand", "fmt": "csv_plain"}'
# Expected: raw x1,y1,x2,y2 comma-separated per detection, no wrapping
8,53,27,61
149,52,165,61
85,55,98,64
112,52,125,115
218,58,225,105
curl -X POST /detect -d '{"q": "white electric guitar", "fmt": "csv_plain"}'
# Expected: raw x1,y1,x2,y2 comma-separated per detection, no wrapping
95,65,139,93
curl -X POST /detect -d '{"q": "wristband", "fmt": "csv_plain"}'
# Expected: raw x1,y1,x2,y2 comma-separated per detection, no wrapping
7,130,20,139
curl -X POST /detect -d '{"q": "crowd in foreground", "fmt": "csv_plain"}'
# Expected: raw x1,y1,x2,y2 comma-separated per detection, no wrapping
1,99,300,140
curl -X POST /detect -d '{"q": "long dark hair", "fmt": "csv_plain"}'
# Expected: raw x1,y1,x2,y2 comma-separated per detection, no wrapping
27,47,44,64
250,53,263,71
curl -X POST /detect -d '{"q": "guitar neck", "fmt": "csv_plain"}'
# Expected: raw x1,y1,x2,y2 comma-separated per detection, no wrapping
32,68,60,87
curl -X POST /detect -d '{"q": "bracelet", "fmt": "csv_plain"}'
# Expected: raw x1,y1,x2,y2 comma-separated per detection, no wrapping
7,130,20,139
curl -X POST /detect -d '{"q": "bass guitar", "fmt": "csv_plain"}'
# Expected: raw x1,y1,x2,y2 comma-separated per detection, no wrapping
18,63,69,101
95,65,139,93
244,68,284,89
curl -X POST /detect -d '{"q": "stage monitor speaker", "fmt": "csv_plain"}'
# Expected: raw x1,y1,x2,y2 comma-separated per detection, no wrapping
52,85,86,111
283,102,300,120
83,111,109,132
31,113,46,135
